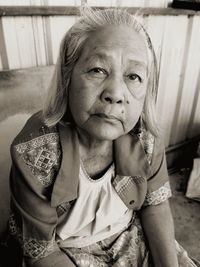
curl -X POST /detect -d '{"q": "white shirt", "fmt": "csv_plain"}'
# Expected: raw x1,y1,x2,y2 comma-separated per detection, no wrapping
57,162,133,248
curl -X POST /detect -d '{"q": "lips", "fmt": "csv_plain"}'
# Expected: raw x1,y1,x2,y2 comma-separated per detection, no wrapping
93,113,122,122
91,105,125,122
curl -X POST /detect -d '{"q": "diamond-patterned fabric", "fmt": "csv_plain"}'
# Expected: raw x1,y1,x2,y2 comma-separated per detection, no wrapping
143,181,172,206
8,213,55,259
14,133,61,187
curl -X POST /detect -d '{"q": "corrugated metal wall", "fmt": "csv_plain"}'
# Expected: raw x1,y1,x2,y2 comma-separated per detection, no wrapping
0,0,171,69
0,0,200,150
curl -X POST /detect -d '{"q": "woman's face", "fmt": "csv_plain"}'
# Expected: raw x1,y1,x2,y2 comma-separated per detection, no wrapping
69,25,148,141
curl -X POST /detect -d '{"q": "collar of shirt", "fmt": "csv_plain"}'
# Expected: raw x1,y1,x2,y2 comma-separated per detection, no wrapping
50,122,151,207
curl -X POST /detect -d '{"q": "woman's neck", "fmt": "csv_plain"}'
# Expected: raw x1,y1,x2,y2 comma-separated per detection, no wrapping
77,128,113,179
77,128,112,154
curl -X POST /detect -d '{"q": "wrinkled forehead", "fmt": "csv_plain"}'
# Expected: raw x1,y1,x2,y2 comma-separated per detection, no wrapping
80,25,149,68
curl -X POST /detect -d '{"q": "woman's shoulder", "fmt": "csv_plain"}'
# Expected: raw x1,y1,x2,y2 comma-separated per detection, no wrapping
134,126,166,177
10,110,61,155
11,110,58,147
10,110,61,176
10,110,62,190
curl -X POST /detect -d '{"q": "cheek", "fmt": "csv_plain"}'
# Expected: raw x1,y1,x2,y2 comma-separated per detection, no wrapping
129,82,148,101
69,85,98,125
72,80,102,111
125,99,144,128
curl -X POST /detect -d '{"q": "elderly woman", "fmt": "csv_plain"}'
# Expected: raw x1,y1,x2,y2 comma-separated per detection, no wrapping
4,7,199,267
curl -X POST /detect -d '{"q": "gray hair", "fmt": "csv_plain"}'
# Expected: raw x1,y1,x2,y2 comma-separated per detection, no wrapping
43,7,159,136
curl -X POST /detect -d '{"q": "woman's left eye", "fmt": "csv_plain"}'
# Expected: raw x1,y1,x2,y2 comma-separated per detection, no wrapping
127,74,142,82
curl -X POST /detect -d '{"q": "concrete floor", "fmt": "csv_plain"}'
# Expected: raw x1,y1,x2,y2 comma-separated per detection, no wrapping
0,66,52,234
169,169,200,261
0,113,32,234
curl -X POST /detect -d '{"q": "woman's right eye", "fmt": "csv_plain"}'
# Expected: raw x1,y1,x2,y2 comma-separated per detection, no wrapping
88,67,107,77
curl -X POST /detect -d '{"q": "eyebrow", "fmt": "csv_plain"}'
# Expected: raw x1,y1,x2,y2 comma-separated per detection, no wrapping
128,59,147,69
85,53,110,65
86,52,147,70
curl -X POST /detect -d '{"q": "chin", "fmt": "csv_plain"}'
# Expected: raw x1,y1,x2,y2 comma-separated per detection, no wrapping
90,128,124,141
81,121,126,141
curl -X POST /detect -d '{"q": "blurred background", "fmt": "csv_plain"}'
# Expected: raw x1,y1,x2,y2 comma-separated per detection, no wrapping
0,0,200,261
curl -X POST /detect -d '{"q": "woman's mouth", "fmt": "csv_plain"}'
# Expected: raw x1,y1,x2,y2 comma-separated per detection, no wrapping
93,113,121,122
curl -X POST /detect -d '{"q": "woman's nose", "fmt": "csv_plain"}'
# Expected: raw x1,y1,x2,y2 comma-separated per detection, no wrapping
101,77,125,104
